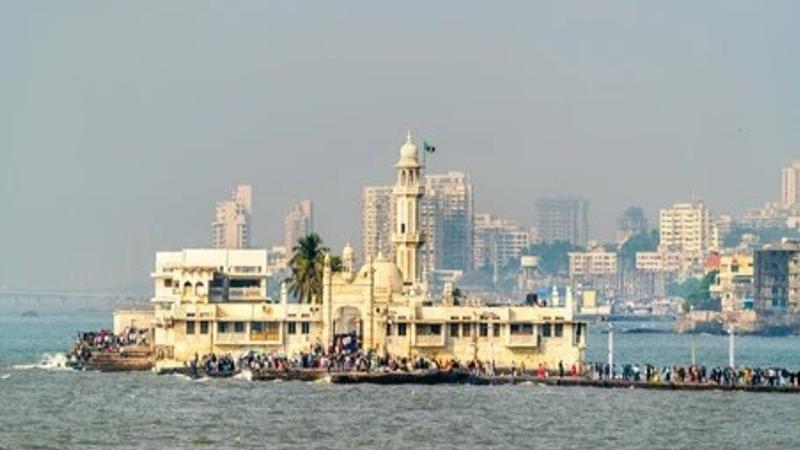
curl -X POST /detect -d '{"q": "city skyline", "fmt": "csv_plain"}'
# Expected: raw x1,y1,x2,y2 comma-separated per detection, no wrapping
3,1,800,291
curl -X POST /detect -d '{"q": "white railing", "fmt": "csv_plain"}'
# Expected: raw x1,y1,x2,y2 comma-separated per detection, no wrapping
228,287,263,300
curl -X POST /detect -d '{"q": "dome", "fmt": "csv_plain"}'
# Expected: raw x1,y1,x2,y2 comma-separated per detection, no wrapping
358,252,404,294
400,130,418,159
342,241,355,259
396,130,420,167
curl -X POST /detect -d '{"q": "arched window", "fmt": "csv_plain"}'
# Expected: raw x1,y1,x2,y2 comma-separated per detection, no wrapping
400,170,407,185
183,282,192,297
195,282,205,297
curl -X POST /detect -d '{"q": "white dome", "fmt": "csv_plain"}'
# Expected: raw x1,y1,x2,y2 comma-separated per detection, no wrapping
400,130,418,160
396,130,420,168
342,241,355,259
359,252,404,294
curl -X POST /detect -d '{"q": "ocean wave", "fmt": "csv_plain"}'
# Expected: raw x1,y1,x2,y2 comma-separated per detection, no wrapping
12,353,71,371
1,373,10,380
233,370,253,381
171,373,193,381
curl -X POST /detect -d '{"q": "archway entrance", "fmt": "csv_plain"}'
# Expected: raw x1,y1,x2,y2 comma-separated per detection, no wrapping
333,306,362,352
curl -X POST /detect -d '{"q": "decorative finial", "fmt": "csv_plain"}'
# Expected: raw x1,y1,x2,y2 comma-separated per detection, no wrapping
405,129,413,144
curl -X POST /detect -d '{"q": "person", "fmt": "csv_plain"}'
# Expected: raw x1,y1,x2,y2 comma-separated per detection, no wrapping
558,360,564,378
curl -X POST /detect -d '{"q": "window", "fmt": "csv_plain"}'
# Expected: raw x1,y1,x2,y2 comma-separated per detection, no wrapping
287,322,297,335
449,323,460,337
301,322,310,334
493,323,501,337
386,323,393,336
251,322,279,341
164,279,173,288
554,323,564,337
479,323,488,337
186,321,195,335
462,323,471,337
397,323,407,336
200,321,209,334
234,322,245,333
418,324,441,335
510,323,534,335
542,323,552,337
218,322,231,333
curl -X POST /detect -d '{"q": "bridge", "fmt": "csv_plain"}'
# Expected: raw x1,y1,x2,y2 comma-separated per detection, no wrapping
0,289,150,309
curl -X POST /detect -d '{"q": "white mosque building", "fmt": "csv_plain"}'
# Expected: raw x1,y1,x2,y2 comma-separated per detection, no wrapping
125,132,586,370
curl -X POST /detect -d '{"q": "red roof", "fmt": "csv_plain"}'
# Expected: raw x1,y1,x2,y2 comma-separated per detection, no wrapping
704,254,721,269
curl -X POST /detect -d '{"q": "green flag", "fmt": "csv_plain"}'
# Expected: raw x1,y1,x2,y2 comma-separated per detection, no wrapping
423,141,436,153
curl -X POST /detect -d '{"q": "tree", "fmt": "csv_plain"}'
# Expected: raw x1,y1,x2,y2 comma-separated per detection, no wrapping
527,241,582,275
452,287,465,306
670,270,720,312
619,230,659,269
286,233,330,304
330,256,343,273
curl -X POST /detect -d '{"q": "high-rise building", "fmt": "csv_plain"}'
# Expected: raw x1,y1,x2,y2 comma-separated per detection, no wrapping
284,200,314,252
534,197,589,246
616,206,648,245
361,185,394,262
473,214,530,270
212,184,252,249
659,200,718,254
781,161,800,209
420,172,474,276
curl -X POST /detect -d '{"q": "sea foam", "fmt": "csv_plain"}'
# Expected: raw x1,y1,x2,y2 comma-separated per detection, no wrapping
12,353,71,371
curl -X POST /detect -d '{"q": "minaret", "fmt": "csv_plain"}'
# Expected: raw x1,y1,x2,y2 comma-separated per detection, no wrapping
392,130,425,286
342,241,356,276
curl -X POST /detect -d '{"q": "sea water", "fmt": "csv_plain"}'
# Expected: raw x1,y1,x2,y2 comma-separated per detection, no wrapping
1,305,800,449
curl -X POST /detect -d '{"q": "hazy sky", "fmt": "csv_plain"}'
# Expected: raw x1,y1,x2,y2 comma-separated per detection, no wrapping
2,1,799,292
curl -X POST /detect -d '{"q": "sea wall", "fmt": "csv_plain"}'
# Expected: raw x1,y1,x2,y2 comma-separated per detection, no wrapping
674,310,800,336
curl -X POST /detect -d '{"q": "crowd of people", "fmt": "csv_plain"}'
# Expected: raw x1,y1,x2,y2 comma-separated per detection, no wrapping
182,345,800,389
585,362,800,387
68,327,150,366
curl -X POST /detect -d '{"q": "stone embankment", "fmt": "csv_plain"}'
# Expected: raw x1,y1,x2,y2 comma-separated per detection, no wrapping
674,310,800,336
151,366,800,393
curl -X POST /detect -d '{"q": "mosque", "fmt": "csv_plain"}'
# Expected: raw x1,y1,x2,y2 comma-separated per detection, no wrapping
128,132,587,370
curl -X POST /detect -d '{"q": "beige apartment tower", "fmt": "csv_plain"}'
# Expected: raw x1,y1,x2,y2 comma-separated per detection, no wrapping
212,184,252,249
361,185,394,262
284,200,314,252
781,161,800,210
659,200,718,254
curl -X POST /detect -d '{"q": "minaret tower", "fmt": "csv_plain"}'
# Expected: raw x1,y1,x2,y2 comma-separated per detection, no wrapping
392,130,425,286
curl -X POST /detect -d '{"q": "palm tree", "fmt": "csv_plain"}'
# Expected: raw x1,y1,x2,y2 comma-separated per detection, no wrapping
287,233,329,304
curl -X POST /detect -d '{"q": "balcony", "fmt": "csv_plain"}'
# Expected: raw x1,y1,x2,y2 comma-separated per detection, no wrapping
414,334,445,347
228,287,264,301
391,233,423,243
